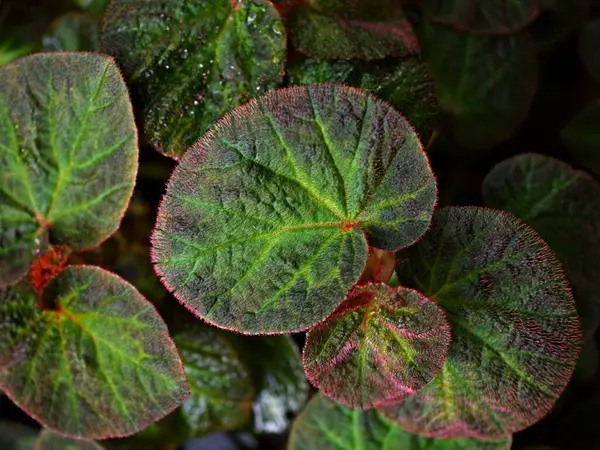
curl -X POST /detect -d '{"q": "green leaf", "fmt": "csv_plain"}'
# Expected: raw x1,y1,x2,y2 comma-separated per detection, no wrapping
151,84,437,334
580,18,600,82
0,266,189,439
289,393,513,450
482,153,600,338
0,422,37,450
35,429,104,450
0,39,36,67
379,206,581,438
420,22,538,149
101,0,286,160
287,0,419,60
421,0,539,34
562,100,600,178
303,283,451,409
73,0,111,16
0,53,138,287
224,334,308,434
173,326,254,436
287,56,439,141
42,13,100,52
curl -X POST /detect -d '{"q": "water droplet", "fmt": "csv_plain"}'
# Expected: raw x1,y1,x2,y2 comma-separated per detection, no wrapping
247,11,257,25
193,100,199,106
165,65,170,69
199,63,204,68
256,86,261,91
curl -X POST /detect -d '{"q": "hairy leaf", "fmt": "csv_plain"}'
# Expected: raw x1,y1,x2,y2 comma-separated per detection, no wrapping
0,266,189,439
287,0,419,60
482,153,600,338
562,100,600,178
152,84,437,334
422,0,539,34
0,53,138,287
580,19,600,82
289,394,512,450
287,57,439,141
420,22,538,149
35,429,104,449
303,284,451,409
379,207,581,438
42,13,100,51
101,0,286,160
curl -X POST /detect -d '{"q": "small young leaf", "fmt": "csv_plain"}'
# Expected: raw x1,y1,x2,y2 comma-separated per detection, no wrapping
0,53,138,287
562,100,600,178
379,207,581,438
420,22,538,149
287,57,439,141
303,284,451,409
421,0,539,34
0,266,189,439
101,0,286,160
482,153,600,338
42,13,100,51
152,84,437,334
35,429,104,449
173,327,254,436
289,393,512,450
580,19,600,82
287,0,419,60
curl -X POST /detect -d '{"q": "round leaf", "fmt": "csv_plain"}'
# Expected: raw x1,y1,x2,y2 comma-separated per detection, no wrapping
482,153,600,338
580,19,600,82
289,393,512,450
420,22,538,149
0,266,189,439
287,0,419,60
303,284,451,409
35,430,104,450
0,53,138,287
42,13,100,52
151,84,437,334
421,0,539,34
379,206,581,438
287,56,439,141
562,100,600,178
101,0,286,160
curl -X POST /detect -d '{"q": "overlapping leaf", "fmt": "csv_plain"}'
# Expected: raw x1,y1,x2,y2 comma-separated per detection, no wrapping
152,84,437,334
288,57,439,141
562,100,600,178
0,421,37,450
419,22,538,149
379,207,581,438
483,153,600,337
0,53,138,287
101,0,286,160
0,266,189,439
580,19,600,82
303,284,451,409
289,394,512,450
42,13,100,51
35,430,104,450
286,0,419,60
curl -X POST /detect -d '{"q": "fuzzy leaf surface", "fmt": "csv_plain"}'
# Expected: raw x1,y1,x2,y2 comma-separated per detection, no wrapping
101,0,286,160
288,57,439,141
42,13,100,51
0,266,189,439
483,153,600,338
287,0,419,60
289,394,512,450
562,100,600,178
35,430,104,450
303,284,451,409
379,207,581,438
152,84,437,334
580,19,600,82
0,53,137,287
420,22,537,149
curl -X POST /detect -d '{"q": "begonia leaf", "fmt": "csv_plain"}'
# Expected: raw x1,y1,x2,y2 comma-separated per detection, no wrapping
379,206,581,438
0,53,138,287
101,0,286,160
35,429,104,450
151,84,437,334
562,100,600,178
0,265,189,439
483,153,600,338
303,283,451,409
42,13,100,52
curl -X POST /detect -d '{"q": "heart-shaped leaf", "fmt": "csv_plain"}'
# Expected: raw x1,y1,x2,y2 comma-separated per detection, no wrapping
287,57,439,141
151,84,437,334
173,326,254,436
421,0,539,34
286,0,419,60
562,100,600,178
379,207,581,438
303,283,451,409
42,13,100,51
482,153,600,338
580,19,600,82
420,22,538,149
0,265,189,439
0,53,138,287
35,429,104,450
289,393,513,450
101,0,286,160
